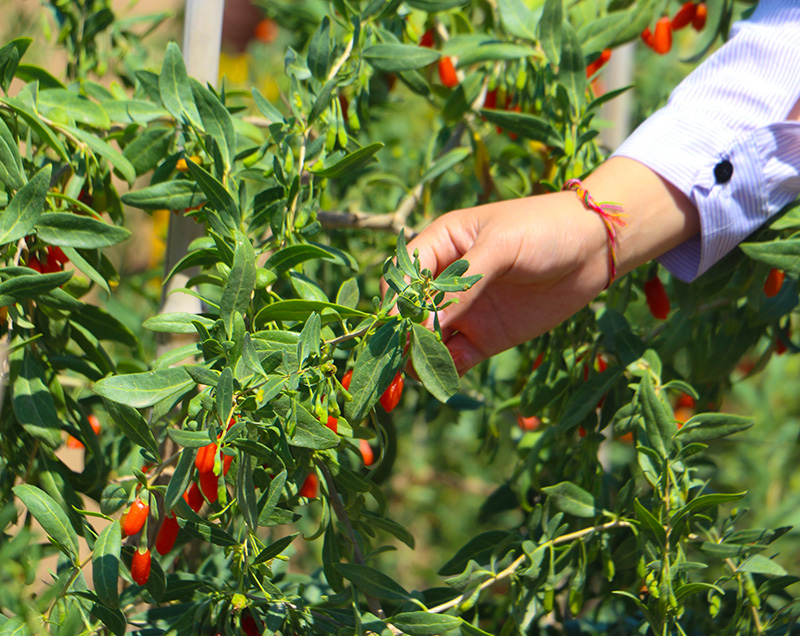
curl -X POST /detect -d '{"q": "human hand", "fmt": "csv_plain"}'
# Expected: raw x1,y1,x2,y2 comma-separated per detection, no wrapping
404,191,609,374
402,158,700,374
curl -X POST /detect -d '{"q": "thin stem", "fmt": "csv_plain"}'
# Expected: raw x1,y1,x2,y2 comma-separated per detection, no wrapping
317,461,402,635
428,520,632,614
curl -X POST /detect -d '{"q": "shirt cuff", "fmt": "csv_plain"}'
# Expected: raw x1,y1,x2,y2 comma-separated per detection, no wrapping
616,110,800,282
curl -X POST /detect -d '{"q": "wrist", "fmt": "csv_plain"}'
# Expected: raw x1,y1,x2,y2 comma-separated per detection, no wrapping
582,157,700,277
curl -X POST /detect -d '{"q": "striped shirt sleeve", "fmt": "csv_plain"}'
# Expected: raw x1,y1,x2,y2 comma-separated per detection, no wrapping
613,0,800,282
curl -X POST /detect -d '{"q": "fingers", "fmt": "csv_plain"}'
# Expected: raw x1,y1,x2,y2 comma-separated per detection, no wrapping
444,332,488,375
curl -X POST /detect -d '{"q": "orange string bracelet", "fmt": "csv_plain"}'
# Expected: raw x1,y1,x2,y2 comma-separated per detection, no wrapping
562,178,626,288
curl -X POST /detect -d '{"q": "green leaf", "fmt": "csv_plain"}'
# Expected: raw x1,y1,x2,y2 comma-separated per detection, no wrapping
335,563,412,600
35,213,131,249
93,522,121,609
410,323,459,402
558,23,586,110
61,125,136,185
120,179,205,211
738,554,788,577
38,89,110,129
538,0,563,66
0,270,72,307
103,99,171,124
15,64,66,90
311,142,384,178
675,413,754,443
1,97,69,161
639,373,675,458
13,485,80,562
439,530,513,576
71,305,137,348
363,44,440,72
541,482,597,518
458,43,538,66
497,0,539,41
90,603,125,636
0,165,50,246
191,80,235,169
95,368,194,409
178,517,238,547
274,400,339,450
166,428,213,448
254,299,370,326
143,312,216,334
12,351,62,449
185,158,240,231
253,532,299,564
558,368,623,432
258,470,288,524
741,239,800,275
265,244,339,275
633,498,667,548
307,17,332,80
123,126,173,175
478,109,561,147
102,399,160,457
220,234,255,336
252,87,284,123
165,447,197,512
390,613,462,636
158,42,201,128
237,454,259,530
345,320,406,423
419,148,471,185
670,492,746,527
405,0,468,10
0,113,24,189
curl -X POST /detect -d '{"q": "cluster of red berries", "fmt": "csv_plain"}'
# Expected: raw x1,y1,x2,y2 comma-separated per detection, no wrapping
323,368,401,471
641,2,707,55
28,245,69,274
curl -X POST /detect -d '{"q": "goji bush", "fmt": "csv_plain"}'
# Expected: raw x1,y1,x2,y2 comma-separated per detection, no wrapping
2,1,800,635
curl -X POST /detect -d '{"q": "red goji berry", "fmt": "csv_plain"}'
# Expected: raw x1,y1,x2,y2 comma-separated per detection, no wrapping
438,56,459,88
692,3,707,30
517,414,540,431
123,498,149,536
155,514,180,555
379,372,404,412
419,29,435,48
776,336,789,356
640,27,654,46
532,353,544,370
484,89,497,110
223,452,234,476
326,415,338,434
586,49,611,78
676,393,696,409
199,469,219,503
342,369,353,390
360,439,375,466
131,547,151,585
652,17,672,54
183,482,204,512
671,2,697,30
764,269,785,298
644,276,670,320
339,94,349,122
195,442,217,474
578,426,587,438
241,612,261,636
300,473,318,498
48,246,69,265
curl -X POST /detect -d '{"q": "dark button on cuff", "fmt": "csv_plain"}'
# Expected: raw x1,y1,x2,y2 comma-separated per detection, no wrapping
714,159,733,184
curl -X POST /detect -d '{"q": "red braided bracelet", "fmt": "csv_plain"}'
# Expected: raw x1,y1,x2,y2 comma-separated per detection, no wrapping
562,178,626,288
